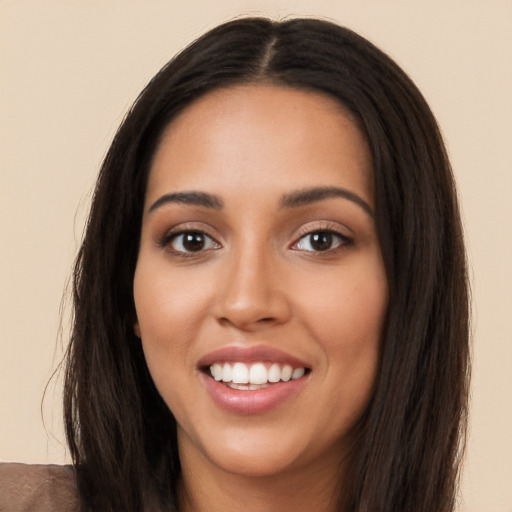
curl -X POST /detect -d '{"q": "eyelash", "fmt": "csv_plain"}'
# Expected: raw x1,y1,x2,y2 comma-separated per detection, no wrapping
159,224,353,257
291,223,353,255
159,230,220,257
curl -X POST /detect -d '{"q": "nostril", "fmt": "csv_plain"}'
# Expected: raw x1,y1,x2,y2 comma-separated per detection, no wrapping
217,315,276,328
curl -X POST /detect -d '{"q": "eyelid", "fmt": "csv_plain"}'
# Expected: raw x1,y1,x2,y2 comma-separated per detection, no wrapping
290,221,354,253
172,232,219,251
291,221,352,242
156,220,353,255
158,223,222,255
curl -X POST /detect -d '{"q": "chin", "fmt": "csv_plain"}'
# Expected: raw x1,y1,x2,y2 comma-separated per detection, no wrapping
206,446,307,479
178,421,346,480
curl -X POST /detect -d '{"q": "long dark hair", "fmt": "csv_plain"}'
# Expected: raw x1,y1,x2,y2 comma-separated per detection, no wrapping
63,17,470,512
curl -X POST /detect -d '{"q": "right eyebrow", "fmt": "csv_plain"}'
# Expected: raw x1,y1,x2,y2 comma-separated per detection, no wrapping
147,191,223,213
280,186,374,217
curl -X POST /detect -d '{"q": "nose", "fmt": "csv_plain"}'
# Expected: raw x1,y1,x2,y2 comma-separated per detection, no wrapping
213,248,292,331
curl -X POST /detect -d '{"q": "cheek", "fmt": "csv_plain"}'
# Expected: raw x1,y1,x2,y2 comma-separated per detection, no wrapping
299,258,388,348
134,262,213,340
133,263,214,392
295,258,387,415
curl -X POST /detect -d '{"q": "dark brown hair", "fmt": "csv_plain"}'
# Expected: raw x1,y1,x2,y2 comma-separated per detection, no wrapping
64,17,470,512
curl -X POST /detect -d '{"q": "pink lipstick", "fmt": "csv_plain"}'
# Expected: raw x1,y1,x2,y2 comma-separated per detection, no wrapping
198,345,310,414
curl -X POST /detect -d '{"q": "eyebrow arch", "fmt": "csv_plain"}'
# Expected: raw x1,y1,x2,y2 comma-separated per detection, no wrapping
148,191,223,213
280,186,373,217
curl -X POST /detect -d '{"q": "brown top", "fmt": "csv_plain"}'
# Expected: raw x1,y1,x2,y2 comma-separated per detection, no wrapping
0,463,79,512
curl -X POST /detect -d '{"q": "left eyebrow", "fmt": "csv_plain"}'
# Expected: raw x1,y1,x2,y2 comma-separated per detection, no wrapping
280,186,374,217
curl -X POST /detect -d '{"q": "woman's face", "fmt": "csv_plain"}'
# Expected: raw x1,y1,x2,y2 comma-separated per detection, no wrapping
133,84,388,478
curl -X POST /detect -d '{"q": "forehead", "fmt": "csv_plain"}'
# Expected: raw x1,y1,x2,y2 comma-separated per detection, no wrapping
147,84,373,204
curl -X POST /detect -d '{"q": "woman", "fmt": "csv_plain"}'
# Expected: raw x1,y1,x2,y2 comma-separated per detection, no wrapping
1,16,469,512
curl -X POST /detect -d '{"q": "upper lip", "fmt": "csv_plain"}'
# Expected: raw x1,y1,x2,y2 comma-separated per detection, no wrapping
197,345,310,369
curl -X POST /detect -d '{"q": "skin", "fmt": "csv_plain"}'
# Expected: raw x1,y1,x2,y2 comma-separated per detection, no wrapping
133,84,388,512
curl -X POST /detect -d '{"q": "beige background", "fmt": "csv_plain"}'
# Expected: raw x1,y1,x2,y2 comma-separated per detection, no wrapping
1,1,511,511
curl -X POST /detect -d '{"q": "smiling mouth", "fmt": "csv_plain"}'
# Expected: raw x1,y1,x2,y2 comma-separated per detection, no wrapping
204,362,309,391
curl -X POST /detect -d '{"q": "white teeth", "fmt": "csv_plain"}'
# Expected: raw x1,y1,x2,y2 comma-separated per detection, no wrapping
209,361,306,386
268,363,281,383
291,367,305,380
227,383,270,390
211,363,222,381
231,362,249,384
281,364,293,382
221,363,232,382
249,363,268,384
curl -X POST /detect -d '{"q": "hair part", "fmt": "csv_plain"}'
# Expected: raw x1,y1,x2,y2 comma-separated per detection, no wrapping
63,17,470,512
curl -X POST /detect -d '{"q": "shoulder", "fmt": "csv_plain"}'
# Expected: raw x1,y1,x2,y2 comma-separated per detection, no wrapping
0,462,79,512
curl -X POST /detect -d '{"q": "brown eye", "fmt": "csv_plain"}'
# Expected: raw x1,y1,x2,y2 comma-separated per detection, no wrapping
182,232,206,251
167,231,219,253
294,230,350,252
310,232,333,251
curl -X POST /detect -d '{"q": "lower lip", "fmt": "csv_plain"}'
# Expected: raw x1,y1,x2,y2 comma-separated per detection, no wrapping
199,373,308,415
